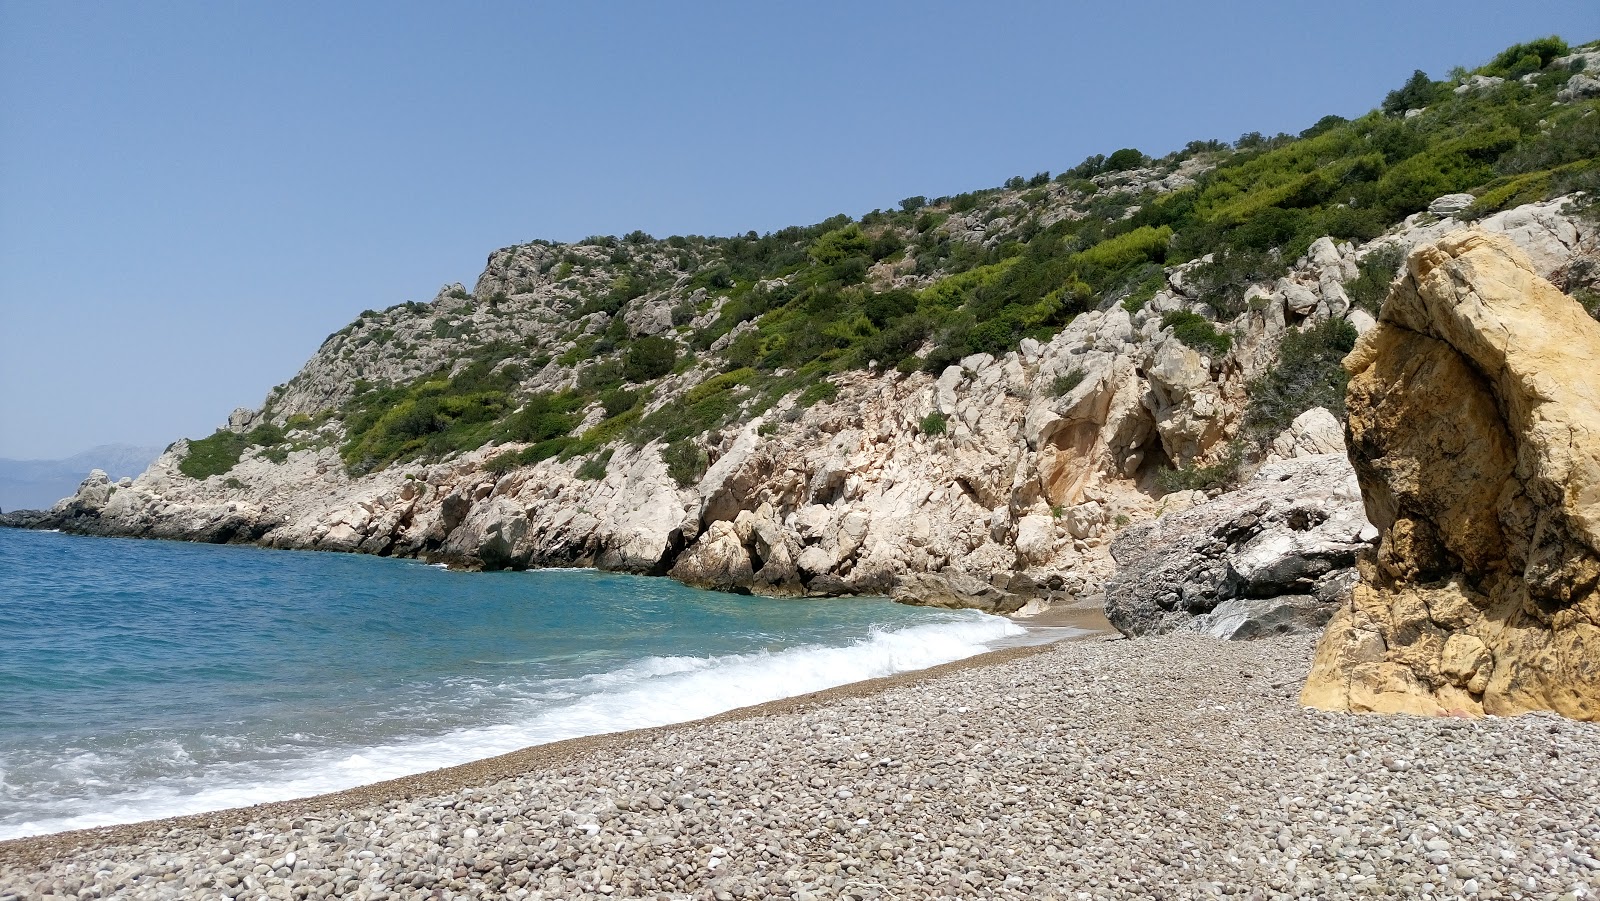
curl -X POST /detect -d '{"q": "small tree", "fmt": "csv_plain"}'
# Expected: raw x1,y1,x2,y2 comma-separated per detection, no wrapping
1104,148,1148,172
624,336,677,383
1382,70,1440,116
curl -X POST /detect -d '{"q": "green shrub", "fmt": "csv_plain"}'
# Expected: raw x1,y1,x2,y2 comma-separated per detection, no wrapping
722,330,762,369
1104,148,1148,172
1156,442,1242,493
808,225,871,265
1052,369,1086,395
1162,311,1232,357
662,439,707,487
1374,128,1518,219
623,335,677,382
600,387,641,418
1479,36,1568,78
796,380,838,409
179,422,289,480
921,412,948,436
1382,70,1444,116
576,449,612,481
484,451,520,475
339,352,528,474
500,392,581,444
1346,245,1406,313
1243,318,1359,445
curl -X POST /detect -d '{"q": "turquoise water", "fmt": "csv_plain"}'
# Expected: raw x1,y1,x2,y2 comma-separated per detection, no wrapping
0,529,1035,839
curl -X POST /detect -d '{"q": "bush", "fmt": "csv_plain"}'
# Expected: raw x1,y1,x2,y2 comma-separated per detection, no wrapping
921,412,948,436
1480,37,1568,78
179,422,289,480
1162,311,1232,357
500,392,581,444
1374,128,1518,219
808,225,871,265
661,439,707,487
484,451,520,475
600,387,640,418
1104,148,1148,172
1052,368,1086,395
1345,244,1406,313
576,449,612,481
1382,70,1443,116
1156,442,1242,493
623,336,677,382
1243,318,1359,446
179,430,251,479
796,380,838,409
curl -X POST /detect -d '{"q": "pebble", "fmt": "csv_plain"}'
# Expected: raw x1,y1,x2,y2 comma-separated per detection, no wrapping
3,634,1599,899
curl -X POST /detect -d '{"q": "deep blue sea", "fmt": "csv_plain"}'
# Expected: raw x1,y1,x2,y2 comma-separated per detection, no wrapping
0,529,1056,839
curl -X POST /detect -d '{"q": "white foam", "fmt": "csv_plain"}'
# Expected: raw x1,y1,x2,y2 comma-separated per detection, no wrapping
0,613,1022,839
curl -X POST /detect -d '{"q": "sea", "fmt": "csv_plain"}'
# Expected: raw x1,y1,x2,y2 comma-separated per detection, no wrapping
0,528,1072,840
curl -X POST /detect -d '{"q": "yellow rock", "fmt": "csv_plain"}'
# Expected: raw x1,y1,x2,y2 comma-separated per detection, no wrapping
1302,232,1600,720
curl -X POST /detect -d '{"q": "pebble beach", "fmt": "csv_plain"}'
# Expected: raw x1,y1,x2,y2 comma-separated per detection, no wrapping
4,633,1599,901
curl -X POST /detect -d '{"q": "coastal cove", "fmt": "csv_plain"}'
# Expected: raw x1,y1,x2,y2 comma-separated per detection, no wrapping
0,530,1076,842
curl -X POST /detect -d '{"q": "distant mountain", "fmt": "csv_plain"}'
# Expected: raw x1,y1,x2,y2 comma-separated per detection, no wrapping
0,444,164,512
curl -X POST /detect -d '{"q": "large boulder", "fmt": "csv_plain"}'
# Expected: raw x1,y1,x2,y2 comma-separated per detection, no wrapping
891,570,1025,614
1104,453,1374,639
1303,232,1600,720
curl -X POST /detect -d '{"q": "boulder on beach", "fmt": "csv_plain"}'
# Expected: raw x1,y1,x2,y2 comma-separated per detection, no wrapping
1303,232,1600,720
1104,452,1375,640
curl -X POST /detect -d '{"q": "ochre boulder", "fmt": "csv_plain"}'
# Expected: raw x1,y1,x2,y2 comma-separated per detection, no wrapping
1302,231,1600,719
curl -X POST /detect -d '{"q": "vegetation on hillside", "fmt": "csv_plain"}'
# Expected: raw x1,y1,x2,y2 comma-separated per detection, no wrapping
181,37,1599,481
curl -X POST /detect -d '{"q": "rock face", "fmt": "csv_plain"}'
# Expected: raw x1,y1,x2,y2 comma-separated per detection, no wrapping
1104,452,1375,639
1303,232,1600,720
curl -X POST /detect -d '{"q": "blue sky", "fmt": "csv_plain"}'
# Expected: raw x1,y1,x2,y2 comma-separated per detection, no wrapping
1,1,1594,459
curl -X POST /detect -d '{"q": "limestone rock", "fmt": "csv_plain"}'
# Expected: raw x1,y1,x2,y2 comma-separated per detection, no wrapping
1556,73,1600,103
669,520,754,592
1427,194,1475,216
1104,454,1373,638
1303,232,1600,720
1268,407,1346,460
1453,74,1504,94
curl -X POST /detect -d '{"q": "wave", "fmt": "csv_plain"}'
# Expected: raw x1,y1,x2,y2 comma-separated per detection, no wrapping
0,613,1023,840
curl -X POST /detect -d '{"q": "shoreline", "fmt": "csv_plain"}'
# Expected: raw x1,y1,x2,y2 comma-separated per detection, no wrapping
0,627,1094,871
6,633,1599,897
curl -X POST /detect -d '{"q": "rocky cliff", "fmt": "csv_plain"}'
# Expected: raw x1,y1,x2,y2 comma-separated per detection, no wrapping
1302,232,1600,719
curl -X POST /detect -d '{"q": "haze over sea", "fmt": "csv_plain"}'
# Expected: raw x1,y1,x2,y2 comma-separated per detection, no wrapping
0,530,1046,841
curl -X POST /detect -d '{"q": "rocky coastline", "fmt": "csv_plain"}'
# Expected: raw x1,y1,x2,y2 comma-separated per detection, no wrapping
4,199,1591,629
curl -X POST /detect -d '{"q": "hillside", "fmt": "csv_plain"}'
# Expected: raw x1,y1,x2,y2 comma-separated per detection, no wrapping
13,37,1600,608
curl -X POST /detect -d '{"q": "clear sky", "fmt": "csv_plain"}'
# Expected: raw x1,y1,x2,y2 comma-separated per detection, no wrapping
1,2,1594,459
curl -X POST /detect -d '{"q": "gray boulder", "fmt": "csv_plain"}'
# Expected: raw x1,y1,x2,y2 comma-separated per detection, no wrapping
1557,73,1600,103
1428,194,1475,216
1104,453,1375,639
892,570,1025,614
